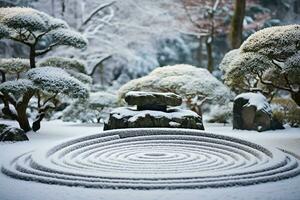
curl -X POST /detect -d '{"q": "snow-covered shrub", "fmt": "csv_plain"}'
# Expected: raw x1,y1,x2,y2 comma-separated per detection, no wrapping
271,97,300,127
0,7,90,132
26,67,88,99
0,58,30,82
0,7,87,68
205,103,233,124
38,57,87,73
118,64,233,115
220,25,300,106
61,91,118,123
38,57,92,85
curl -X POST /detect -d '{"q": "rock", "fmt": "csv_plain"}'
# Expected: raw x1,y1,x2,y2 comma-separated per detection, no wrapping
233,92,283,131
104,107,204,130
0,126,29,142
124,91,182,111
0,124,10,132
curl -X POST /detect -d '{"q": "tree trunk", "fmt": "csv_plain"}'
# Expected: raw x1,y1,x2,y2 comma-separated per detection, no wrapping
230,0,246,49
206,36,213,72
291,91,300,106
16,105,31,132
16,92,34,132
61,0,66,17
197,37,204,67
32,113,45,132
29,45,36,68
0,70,6,83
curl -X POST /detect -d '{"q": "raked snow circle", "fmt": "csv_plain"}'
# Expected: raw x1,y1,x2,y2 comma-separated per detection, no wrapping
2,128,300,189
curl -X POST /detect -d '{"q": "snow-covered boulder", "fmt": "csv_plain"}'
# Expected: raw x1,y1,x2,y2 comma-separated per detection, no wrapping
124,91,182,111
104,107,204,130
0,124,28,142
233,92,283,132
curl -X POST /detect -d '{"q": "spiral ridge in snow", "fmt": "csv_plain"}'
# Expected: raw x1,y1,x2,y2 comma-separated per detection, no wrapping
2,128,300,189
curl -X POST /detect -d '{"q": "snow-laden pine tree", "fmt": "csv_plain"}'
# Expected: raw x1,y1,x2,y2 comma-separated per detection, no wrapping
220,25,300,106
118,64,233,115
0,7,90,132
0,58,30,82
0,7,88,68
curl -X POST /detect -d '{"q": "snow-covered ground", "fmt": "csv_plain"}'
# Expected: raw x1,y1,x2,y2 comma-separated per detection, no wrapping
0,120,299,200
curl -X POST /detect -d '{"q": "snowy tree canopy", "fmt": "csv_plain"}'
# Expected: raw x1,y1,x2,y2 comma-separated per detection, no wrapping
0,7,67,37
0,79,36,98
38,57,87,73
0,7,88,68
241,24,300,59
119,64,233,106
66,69,93,85
219,49,240,74
220,25,300,105
0,58,30,74
89,91,118,109
26,67,89,99
0,24,9,39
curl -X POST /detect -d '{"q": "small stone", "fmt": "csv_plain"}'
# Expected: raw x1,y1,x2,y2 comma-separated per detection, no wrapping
0,126,29,142
233,92,283,131
124,91,182,111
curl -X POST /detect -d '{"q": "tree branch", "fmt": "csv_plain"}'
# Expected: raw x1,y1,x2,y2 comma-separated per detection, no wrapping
35,42,60,56
0,93,18,120
88,55,112,76
81,1,116,27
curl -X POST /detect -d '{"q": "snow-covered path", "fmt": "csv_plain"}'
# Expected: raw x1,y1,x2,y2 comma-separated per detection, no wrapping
0,121,300,200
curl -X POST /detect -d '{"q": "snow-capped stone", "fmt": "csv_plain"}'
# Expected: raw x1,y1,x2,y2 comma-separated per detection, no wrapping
124,91,182,111
104,107,204,130
233,92,283,132
0,125,28,142
235,92,272,115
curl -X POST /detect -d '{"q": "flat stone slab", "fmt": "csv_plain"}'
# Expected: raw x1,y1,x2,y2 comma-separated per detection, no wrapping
124,91,182,111
104,107,204,130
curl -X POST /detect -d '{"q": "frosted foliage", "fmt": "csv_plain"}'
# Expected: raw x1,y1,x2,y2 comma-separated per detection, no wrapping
0,58,30,74
219,49,240,74
0,7,47,31
284,52,300,71
38,57,87,73
0,24,9,39
66,70,92,85
49,29,88,48
61,92,117,123
89,91,117,109
225,52,273,81
0,7,67,32
119,64,233,104
0,79,35,96
26,67,88,99
241,25,300,58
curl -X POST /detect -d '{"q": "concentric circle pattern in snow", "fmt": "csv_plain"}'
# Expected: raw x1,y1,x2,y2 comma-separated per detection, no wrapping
2,128,300,189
